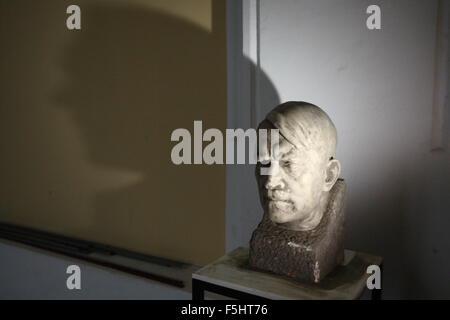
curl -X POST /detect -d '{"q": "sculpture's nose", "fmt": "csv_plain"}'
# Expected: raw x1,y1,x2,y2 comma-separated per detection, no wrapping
264,164,284,190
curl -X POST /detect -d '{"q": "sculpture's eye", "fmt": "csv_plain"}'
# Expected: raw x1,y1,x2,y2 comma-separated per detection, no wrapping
280,160,292,168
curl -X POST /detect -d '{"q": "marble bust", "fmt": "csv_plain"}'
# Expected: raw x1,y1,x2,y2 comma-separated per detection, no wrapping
249,101,346,283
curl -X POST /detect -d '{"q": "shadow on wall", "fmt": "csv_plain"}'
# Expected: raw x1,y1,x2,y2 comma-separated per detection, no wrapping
0,0,280,265
54,2,231,264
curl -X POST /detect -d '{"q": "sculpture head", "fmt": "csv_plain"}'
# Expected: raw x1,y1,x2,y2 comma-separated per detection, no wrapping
256,101,341,231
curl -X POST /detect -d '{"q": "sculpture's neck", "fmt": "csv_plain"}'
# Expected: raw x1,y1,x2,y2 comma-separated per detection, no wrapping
281,192,330,231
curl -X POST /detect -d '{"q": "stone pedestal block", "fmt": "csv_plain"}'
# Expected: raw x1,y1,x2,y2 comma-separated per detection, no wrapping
249,179,346,283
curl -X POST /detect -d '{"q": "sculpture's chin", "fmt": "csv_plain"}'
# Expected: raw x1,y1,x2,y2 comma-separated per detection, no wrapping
267,202,297,224
269,214,290,224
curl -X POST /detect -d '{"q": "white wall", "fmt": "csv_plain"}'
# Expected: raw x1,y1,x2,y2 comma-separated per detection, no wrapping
227,0,450,299
0,240,191,299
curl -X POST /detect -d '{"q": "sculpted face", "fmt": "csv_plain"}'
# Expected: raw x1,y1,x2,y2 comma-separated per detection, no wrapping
257,133,327,225
256,102,341,231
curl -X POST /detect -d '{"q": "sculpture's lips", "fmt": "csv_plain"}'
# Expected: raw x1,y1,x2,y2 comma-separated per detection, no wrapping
264,195,290,203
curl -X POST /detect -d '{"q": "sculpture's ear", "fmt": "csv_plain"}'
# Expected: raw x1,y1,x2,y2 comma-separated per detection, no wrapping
323,158,341,192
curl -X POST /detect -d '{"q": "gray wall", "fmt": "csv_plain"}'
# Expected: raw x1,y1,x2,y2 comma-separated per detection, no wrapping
227,0,450,299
